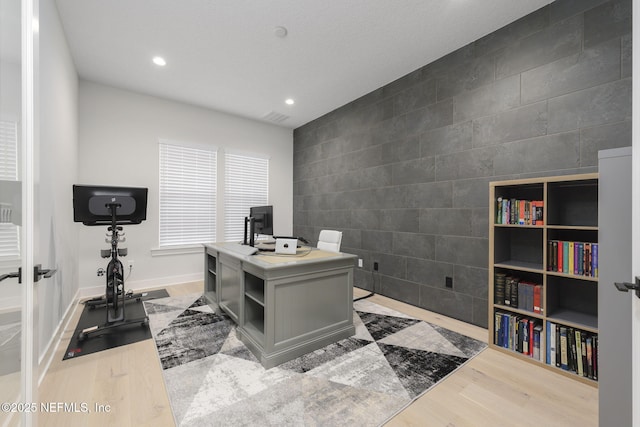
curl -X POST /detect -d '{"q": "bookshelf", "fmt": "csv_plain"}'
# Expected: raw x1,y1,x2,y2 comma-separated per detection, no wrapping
488,173,599,386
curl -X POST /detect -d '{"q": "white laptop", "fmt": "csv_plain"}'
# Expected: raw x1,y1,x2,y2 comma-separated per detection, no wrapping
275,238,298,255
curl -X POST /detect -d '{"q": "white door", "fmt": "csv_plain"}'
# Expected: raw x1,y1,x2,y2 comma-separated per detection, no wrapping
633,3,640,426
0,0,41,425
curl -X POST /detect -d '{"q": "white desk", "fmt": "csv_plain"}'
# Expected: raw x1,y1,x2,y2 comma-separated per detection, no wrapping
204,242,356,368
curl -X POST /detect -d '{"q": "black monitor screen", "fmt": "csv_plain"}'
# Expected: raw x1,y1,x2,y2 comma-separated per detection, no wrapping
73,184,148,226
250,205,273,236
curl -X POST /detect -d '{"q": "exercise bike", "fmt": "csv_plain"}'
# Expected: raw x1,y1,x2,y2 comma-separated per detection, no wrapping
72,185,149,341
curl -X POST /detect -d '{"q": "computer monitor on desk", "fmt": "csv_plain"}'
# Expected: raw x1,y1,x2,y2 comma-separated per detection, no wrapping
243,205,273,247
250,205,273,236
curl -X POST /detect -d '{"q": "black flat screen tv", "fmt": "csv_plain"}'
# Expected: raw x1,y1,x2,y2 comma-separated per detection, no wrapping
249,205,273,236
73,184,148,226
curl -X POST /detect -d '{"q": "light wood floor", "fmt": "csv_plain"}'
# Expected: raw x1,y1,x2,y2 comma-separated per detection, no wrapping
37,283,598,426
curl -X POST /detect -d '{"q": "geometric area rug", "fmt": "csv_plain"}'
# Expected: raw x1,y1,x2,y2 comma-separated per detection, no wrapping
145,293,486,427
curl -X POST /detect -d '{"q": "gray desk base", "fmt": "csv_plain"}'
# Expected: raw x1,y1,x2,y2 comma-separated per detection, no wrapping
205,243,356,369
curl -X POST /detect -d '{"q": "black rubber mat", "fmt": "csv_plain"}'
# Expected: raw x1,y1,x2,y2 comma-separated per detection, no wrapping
63,289,169,360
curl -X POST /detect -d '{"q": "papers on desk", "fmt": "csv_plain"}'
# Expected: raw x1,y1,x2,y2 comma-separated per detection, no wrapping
225,243,259,256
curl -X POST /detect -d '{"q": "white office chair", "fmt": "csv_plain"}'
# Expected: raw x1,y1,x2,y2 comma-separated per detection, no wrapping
317,230,342,253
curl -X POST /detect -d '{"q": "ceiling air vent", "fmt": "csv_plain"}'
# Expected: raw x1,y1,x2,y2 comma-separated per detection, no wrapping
263,111,289,123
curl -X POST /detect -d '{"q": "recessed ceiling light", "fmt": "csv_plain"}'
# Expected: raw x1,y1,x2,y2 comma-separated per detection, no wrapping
152,56,167,67
285,98,295,105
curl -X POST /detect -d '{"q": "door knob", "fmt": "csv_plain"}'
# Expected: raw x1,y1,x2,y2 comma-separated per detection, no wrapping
614,276,640,299
34,264,56,282
0,270,20,283
0,265,56,284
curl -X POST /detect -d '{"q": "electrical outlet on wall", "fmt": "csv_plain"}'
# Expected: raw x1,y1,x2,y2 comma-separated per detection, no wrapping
445,276,453,288
358,259,363,268
128,260,134,268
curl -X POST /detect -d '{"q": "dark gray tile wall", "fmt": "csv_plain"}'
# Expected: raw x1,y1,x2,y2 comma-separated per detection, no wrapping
292,0,631,328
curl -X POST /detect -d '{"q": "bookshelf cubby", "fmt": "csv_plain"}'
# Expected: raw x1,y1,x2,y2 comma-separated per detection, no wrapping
243,272,266,344
489,173,599,386
204,249,218,305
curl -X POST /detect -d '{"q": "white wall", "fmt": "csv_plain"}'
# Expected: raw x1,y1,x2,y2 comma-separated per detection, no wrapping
37,0,79,360
0,60,20,118
77,81,293,291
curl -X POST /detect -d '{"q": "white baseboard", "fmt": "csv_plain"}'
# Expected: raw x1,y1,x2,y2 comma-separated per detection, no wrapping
77,272,204,299
0,297,21,313
38,287,81,386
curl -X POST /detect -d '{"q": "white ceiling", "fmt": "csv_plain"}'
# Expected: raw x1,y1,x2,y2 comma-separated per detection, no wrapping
54,0,553,129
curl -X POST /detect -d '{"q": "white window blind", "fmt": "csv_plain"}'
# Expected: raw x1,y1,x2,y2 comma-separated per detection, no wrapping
0,119,19,258
159,141,217,247
224,152,269,241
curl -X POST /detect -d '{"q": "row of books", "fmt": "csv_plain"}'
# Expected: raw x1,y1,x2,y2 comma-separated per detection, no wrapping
494,312,543,360
547,321,598,380
547,240,598,278
494,273,543,313
495,198,544,226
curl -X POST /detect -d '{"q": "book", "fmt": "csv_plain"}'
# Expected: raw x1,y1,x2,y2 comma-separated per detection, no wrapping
495,273,506,304
529,320,534,357
502,199,508,224
534,200,544,225
509,315,516,350
530,200,536,225
563,241,569,273
533,285,542,314
533,325,542,360
568,241,574,275
584,243,591,277
519,281,528,311
593,335,598,380
577,243,584,275
556,323,561,367
586,336,593,379
510,277,519,308
548,321,556,365
557,240,563,273
580,334,588,377
575,330,584,377
569,328,577,373
504,277,512,306
519,200,525,225
592,243,598,277
502,314,509,348
560,327,568,370
520,318,528,354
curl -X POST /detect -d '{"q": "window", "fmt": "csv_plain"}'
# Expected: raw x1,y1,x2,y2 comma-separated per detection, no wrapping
224,151,269,241
0,119,20,258
159,141,217,247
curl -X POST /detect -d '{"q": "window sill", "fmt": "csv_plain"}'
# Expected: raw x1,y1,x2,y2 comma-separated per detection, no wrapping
151,245,204,257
